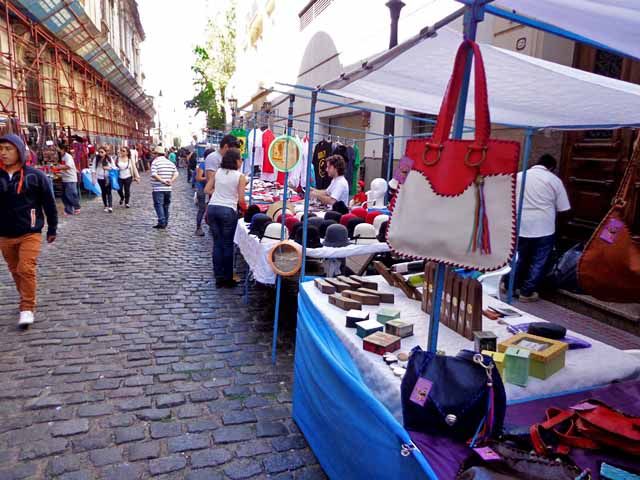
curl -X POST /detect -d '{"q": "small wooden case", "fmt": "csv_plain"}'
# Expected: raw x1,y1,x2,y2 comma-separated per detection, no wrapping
356,319,384,339
385,319,414,338
504,346,530,387
325,278,351,292
376,307,400,325
498,333,568,380
349,276,378,290
328,293,362,311
363,331,401,355
474,331,498,352
337,276,362,289
314,278,336,294
346,309,369,328
342,290,380,305
357,288,394,304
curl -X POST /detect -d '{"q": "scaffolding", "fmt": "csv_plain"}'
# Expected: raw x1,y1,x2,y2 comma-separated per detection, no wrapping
0,0,153,144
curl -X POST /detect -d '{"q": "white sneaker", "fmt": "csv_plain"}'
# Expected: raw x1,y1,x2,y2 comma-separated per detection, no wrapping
108,207,113,213
104,207,109,212
18,311,34,327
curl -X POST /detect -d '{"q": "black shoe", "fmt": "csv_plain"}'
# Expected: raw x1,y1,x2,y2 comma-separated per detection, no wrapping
153,224,163,229
223,279,239,288
215,278,225,288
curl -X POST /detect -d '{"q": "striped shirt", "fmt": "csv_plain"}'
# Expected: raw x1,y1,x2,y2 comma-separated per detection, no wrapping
150,156,178,191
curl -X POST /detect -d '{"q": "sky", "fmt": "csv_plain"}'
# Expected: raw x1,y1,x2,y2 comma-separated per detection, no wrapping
138,0,223,143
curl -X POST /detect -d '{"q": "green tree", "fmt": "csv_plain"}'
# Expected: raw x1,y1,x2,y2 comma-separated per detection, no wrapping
185,2,236,130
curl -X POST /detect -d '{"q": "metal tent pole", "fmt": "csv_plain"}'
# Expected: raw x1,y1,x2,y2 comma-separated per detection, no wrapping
507,127,534,304
385,134,394,204
300,90,318,281
243,112,260,304
271,94,296,364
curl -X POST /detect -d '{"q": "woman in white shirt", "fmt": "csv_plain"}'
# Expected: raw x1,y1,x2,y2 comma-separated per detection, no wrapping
91,146,115,212
115,146,140,208
204,148,247,288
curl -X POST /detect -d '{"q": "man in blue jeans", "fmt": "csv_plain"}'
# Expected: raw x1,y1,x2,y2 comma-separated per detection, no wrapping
515,154,571,302
58,143,81,216
150,145,178,229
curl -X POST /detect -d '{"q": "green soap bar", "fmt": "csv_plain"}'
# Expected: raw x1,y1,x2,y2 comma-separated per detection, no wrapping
504,346,530,387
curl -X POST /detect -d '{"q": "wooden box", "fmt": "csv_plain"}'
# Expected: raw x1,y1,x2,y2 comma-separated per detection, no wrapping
363,331,401,355
337,276,362,290
504,346,530,387
474,331,498,352
328,293,362,311
342,290,380,305
357,288,394,304
385,319,414,338
481,350,505,377
325,278,351,292
349,276,378,290
376,307,400,325
498,333,568,380
314,278,336,294
346,309,369,328
356,319,384,339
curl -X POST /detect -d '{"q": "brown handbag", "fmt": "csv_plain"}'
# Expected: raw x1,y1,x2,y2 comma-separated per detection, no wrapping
578,134,640,302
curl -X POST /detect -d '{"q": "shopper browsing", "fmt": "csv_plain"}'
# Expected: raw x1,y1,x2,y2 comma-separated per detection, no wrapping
194,155,208,236
310,155,349,206
91,146,115,212
205,134,240,182
205,148,247,287
116,146,140,208
58,143,81,216
0,134,58,328
150,145,178,229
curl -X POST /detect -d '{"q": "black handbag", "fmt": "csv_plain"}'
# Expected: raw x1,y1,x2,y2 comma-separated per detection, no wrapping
401,347,506,443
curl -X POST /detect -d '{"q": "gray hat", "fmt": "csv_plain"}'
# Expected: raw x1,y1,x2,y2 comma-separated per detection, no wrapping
324,211,342,223
319,219,337,238
308,216,325,231
323,224,350,248
294,225,322,249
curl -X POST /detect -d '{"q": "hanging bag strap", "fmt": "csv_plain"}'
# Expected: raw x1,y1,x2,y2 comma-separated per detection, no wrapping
530,407,600,456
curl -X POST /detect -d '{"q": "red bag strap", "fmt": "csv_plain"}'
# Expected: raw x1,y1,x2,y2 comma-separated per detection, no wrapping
530,407,600,456
429,40,491,153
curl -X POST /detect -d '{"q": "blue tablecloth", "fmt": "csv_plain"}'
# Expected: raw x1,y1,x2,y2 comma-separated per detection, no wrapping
292,278,437,479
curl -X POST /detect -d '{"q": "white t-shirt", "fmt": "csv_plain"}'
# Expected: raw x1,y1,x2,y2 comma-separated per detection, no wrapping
326,175,350,205
245,128,263,175
205,150,222,172
209,169,243,210
516,165,571,238
117,158,132,179
60,152,77,183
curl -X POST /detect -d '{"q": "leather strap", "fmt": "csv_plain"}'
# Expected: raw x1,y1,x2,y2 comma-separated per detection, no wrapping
530,408,599,456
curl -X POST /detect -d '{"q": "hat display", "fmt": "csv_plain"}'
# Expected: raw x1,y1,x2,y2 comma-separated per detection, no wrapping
377,220,390,243
366,210,382,225
353,223,378,245
346,217,365,238
373,214,390,234
319,219,337,238
249,213,272,238
294,225,322,249
243,204,261,223
266,201,294,221
324,211,342,223
340,213,357,227
262,222,289,243
285,216,300,234
308,216,325,231
323,224,350,248
351,207,367,220
332,201,349,215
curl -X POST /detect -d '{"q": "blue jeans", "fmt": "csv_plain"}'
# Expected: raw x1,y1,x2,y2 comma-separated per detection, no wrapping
208,205,238,281
152,191,171,226
61,182,80,214
516,234,555,296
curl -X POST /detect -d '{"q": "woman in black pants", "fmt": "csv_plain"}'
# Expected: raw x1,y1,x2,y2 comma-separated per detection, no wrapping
116,146,140,207
91,146,115,213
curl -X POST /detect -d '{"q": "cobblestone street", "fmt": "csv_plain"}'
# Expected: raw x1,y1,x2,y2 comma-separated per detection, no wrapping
0,172,324,480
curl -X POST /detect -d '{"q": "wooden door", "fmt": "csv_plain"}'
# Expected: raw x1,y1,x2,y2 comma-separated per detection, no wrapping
559,45,640,247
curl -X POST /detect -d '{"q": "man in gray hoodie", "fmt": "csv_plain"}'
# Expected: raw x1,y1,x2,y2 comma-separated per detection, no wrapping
0,134,58,328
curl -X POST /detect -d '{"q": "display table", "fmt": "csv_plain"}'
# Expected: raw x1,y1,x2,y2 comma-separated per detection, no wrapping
293,276,640,479
233,221,390,285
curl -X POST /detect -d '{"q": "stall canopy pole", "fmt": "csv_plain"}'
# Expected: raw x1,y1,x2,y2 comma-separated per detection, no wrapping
271,94,296,364
243,112,260,305
507,127,534,304
300,90,318,281
385,134,394,204
428,1,484,353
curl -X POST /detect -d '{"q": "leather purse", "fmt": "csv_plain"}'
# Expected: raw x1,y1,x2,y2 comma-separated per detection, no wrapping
578,134,640,302
387,40,520,271
401,347,506,443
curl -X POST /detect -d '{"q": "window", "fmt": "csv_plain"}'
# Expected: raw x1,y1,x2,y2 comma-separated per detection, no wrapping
299,0,334,31
410,112,436,138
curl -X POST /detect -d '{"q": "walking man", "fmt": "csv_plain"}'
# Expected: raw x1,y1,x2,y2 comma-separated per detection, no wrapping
515,154,571,302
58,143,81,215
150,145,178,229
0,134,58,328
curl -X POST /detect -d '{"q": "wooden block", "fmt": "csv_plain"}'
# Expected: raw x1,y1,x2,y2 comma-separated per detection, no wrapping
357,288,394,304
346,309,369,328
356,320,384,339
450,275,462,332
337,276,362,289
325,277,351,292
349,276,378,290
328,293,362,311
423,262,436,314
442,269,454,328
314,278,336,294
373,261,397,286
376,307,401,324
385,319,414,338
363,331,401,355
392,272,422,301
464,279,483,340
342,290,380,305
459,277,470,338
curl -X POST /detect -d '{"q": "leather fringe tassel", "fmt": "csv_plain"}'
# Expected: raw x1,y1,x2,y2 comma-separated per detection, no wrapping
468,175,491,255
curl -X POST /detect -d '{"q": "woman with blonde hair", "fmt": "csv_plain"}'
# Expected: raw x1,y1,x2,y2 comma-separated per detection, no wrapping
116,146,140,208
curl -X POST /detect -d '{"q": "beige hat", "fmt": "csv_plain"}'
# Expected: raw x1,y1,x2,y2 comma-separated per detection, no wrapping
353,223,378,245
266,200,294,221
153,145,165,155
261,222,289,243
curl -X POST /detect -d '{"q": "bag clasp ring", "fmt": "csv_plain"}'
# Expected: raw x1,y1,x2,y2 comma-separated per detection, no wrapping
464,145,488,168
473,353,494,386
422,143,443,166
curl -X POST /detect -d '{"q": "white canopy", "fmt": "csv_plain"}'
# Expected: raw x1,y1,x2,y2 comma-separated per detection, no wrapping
322,27,640,129
489,0,640,61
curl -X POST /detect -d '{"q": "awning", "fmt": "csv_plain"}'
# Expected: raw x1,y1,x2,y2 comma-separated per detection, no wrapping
322,27,640,129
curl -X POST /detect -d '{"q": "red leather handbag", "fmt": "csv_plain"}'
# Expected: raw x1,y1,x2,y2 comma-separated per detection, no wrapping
387,40,520,271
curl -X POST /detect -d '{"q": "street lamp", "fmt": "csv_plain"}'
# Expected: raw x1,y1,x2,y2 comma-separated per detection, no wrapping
381,0,405,179
228,97,238,129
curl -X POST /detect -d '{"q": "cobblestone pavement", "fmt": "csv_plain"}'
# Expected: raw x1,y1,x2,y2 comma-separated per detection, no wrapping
0,172,325,480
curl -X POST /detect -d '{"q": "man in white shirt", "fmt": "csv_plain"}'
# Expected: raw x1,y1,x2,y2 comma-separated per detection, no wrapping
58,143,81,215
150,145,179,229
205,134,240,182
515,154,571,302
310,155,349,206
